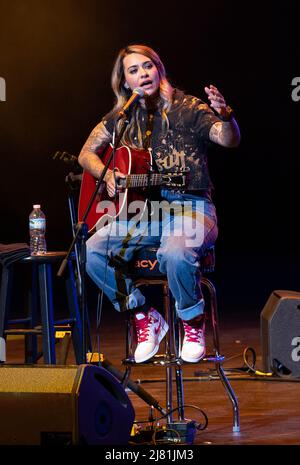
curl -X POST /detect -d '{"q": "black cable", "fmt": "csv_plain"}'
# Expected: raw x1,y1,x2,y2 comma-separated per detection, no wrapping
130,404,208,446
154,404,208,431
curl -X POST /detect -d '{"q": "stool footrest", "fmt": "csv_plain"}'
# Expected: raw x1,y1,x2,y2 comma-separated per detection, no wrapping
54,318,76,325
203,355,225,363
122,353,226,368
7,317,32,325
4,325,73,337
5,329,42,335
123,354,182,367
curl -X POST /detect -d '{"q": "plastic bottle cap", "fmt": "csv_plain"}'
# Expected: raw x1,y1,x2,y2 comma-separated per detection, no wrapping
33,204,41,209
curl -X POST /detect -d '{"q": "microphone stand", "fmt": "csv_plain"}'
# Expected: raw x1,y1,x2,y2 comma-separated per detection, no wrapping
57,113,131,363
65,172,82,296
57,110,167,416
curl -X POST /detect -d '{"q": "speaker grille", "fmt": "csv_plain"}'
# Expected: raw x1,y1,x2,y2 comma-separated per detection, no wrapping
0,364,134,445
261,290,300,377
0,366,78,392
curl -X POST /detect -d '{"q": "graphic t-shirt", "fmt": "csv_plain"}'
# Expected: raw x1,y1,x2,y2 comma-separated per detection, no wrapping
102,89,221,193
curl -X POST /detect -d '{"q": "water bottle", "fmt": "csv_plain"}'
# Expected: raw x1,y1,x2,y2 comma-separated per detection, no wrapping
29,204,47,255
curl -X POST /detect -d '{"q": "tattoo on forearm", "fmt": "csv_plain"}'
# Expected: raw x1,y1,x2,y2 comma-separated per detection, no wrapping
79,122,112,176
209,120,240,147
82,122,111,153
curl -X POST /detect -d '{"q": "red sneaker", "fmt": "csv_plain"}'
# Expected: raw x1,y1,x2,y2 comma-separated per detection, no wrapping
133,308,169,363
181,318,206,363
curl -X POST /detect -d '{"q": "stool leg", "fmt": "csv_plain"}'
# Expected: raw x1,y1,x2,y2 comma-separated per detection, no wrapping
164,285,186,423
38,263,56,364
163,284,173,422
216,363,240,432
0,266,13,338
25,264,39,363
126,314,135,361
121,366,132,388
166,365,173,423
166,289,185,421
0,266,13,362
65,259,85,364
174,317,185,421
122,317,133,387
201,277,240,432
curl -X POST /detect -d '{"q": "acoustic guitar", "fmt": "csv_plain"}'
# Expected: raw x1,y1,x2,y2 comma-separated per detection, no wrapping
78,145,187,232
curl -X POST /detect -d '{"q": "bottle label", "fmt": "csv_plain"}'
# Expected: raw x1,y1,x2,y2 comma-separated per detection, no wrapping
29,218,46,230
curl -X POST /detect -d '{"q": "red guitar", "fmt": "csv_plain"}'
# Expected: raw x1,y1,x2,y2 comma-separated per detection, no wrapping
78,145,187,232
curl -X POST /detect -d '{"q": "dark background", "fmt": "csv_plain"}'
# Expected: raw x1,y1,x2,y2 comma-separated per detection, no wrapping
1,0,299,319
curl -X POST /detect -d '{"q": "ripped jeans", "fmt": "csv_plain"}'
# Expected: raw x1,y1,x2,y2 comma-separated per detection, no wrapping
86,191,218,321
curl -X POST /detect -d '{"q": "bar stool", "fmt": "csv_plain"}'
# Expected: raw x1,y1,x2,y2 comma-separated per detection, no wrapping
0,251,85,365
122,246,240,433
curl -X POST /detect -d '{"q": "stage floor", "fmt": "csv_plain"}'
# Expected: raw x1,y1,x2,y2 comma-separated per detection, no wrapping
3,307,300,446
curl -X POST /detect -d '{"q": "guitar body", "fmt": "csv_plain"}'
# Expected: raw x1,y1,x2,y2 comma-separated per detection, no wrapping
78,145,151,232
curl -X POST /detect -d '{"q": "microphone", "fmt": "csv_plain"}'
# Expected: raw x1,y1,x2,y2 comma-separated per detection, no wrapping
118,87,145,118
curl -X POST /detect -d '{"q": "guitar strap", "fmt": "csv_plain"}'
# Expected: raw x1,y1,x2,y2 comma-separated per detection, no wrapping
143,110,154,151
143,110,158,173
143,110,161,203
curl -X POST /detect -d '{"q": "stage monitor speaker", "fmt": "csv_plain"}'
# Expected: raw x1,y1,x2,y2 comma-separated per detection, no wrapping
261,290,300,377
0,364,135,445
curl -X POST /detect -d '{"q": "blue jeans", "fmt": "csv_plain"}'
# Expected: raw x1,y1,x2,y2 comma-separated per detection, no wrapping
86,191,218,321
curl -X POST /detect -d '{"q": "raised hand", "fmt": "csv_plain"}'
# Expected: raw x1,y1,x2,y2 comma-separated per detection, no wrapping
204,84,227,116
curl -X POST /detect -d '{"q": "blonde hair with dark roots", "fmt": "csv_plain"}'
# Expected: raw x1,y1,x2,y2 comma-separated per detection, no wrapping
110,44,174,149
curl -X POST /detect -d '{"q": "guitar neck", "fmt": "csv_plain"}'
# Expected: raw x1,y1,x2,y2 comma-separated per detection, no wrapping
124,173,164,188
117,171,187,190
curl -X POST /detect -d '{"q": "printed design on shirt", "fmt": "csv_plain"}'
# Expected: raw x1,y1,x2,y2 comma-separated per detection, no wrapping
154,131,186,171
153,129,209,188
179,96,212,115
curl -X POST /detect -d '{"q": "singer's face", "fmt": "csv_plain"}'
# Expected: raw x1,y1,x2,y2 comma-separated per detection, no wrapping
123,53,160,97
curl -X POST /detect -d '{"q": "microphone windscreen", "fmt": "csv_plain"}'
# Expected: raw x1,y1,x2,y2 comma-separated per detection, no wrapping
133,87,145,97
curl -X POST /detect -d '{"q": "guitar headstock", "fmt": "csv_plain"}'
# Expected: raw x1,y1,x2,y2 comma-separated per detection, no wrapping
52,150,82,174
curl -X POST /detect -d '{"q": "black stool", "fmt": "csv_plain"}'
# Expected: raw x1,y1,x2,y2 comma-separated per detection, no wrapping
0,251,85,365
123,246,240,432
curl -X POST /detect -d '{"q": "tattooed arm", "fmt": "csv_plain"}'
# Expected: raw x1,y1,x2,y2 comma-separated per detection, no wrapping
78,121,126,197
204,84,241,148
209,119,241,148
78,121,112,179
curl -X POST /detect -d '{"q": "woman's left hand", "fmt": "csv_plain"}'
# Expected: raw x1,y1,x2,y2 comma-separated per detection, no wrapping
204,84,227,116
